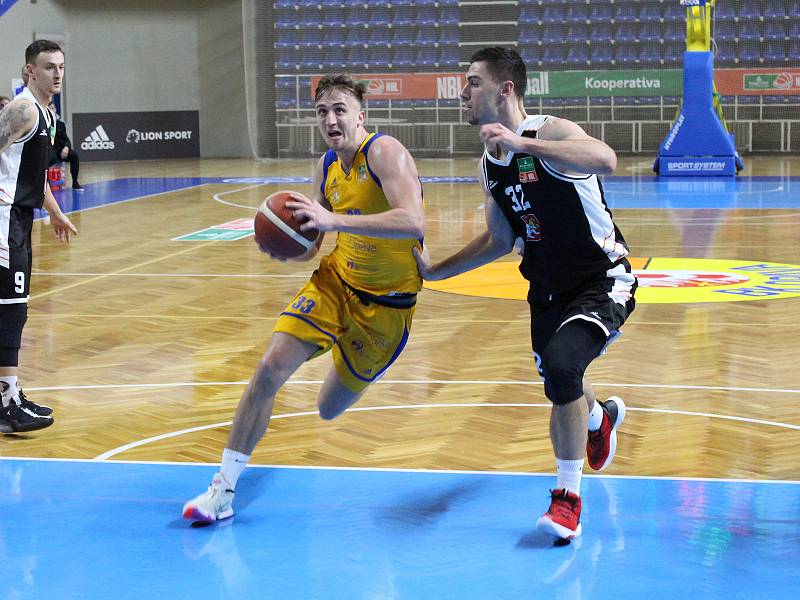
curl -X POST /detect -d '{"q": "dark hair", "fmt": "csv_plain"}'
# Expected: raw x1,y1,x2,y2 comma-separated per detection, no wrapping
314,74,366,105
469,47,526,99
25,40,63,65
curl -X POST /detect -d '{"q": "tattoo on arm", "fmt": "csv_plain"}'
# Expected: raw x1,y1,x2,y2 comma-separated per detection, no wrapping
0,102,36,153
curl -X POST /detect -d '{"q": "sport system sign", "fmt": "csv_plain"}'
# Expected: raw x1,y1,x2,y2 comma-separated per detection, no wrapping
72,111,199,162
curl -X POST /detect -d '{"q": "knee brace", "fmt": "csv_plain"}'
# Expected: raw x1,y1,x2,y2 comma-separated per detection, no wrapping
0,303,27,357
538,320,607,405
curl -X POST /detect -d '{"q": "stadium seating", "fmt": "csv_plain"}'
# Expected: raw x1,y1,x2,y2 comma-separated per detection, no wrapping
589,43,614,68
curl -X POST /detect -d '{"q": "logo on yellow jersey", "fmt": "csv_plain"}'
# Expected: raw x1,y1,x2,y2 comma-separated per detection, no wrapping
358,164,367,181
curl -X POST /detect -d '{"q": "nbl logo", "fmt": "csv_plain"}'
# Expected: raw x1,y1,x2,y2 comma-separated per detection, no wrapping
81,125,115,151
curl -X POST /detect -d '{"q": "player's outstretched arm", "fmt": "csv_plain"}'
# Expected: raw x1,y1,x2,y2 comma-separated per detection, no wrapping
43,183,78,243
288,136,424,240
414,162,514,281
479,118,616,176
0,98,38,155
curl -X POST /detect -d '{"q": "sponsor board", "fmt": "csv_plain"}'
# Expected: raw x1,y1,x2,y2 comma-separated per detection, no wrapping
310,74,465,100
423,258,800,304
174,218,254,242
73,111,199,161
659,157,736,176
715,68,800,95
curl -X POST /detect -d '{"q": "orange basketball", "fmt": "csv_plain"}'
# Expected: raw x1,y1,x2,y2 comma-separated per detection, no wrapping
254,191,324,260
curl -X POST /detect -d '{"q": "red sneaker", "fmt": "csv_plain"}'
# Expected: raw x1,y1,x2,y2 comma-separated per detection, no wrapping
536,488,582,540
586,395,626,471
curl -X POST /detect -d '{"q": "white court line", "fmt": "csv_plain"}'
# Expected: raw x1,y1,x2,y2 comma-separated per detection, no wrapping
23,379,800,395
1,456,798,485
212,183,269,210
91,401,800,461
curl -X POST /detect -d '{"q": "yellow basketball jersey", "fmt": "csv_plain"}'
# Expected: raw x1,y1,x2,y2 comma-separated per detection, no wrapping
321,132,422,295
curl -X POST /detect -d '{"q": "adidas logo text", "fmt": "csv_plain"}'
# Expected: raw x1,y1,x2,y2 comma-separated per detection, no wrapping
81,125,115,151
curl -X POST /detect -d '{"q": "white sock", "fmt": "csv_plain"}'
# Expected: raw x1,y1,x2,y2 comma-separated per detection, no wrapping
556,458,584,496
220,448,250,490
0,376,19,407
588,400,604,431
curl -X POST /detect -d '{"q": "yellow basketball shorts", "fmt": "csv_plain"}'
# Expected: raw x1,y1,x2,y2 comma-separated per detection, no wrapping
273,258,416,392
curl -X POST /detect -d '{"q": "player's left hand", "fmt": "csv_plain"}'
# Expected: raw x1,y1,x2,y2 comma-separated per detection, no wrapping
479,123,526,154
50,211,78,243
285,193,337,232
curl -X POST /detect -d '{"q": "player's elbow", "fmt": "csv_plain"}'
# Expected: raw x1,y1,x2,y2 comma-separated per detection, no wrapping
408,214,425,239
596,150,617,175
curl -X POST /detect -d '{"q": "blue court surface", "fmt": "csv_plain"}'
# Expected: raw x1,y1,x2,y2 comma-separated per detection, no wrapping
38,175,800,219
1,458,798,599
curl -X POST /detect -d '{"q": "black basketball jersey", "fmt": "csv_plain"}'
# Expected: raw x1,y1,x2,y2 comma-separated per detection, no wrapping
0,87,55,210
481,115,631,305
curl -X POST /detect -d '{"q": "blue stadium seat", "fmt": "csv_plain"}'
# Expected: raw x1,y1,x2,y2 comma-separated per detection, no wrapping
714,40,737,67
438,46,460,69
592,23,613,44
789,20,800,40
321,46,346,70
368,8,391,27
638,22,661,42
392,47,415,69
518,27,539,45
276,49,296,72
415,47,437,68
589,43,613,67
275,8,298,29
737,20,761,42
275,30,294,49
299,48,321,71
615,23,638,43
412,27,436,48
541,45,565,66
614,42,638,67
367,28,390,47
415,0,437,6
638,2,661,23
638,42,662,66
663,41,685,66
391,27,413,47
714,2,736,20
589,3,612,23
737,44,761,65
790,1,800,19
438,27,459,46
418,7,437,26
566,24,589,42
564,4,589,23
663,22,685,42
342,28,368,48
738,1,762,20
346,47,369,69
662,3,683,21
762,41,786,65
368,48,392,69
393,7,415,26
275,0,294,8
298,6,320,28
320,29,345,48
541,5,564,24
541,26,563,44
439,6,460,25
566,44,589,67
518,5,541,25
613,3,637,23
519,45,542,68
715,20,737,41
763,21,786,41
763,1,787,18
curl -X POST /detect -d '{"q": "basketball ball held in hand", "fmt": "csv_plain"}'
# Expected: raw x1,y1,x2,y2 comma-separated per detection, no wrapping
254,191,324,260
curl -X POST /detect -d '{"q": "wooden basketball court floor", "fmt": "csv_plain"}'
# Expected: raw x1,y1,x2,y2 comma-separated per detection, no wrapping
2,155,799,598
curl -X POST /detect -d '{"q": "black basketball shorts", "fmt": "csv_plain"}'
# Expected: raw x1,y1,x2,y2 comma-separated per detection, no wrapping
0,204,33,348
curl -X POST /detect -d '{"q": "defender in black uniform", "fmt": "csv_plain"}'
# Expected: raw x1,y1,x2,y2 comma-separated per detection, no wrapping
0,40,78,433
415,48,636,541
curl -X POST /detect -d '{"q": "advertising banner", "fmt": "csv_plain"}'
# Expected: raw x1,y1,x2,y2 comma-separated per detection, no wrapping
525,70,683,97
714,68,800,95
72,111,199,162
310,74,466,100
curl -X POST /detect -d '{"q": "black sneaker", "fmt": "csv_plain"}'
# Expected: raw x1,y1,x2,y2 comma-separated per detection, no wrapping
0,399,54,433
72,182,84,192
17,389,53,417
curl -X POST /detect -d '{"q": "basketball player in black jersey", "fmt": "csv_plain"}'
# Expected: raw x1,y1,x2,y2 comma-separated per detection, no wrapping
415,47,637,541
0,40,78,433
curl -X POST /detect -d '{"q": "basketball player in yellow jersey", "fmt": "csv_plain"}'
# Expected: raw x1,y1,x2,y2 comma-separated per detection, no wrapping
183,74,425,522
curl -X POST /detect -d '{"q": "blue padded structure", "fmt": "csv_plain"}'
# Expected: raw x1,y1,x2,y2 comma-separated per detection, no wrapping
657,51,739,176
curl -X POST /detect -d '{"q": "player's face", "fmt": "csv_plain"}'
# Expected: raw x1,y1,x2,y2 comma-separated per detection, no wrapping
27,51,65,97
315,88,365,152
461,61,503,126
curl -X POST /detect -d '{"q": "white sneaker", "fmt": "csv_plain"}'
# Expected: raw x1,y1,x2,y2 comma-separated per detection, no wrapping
182,473,235,522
